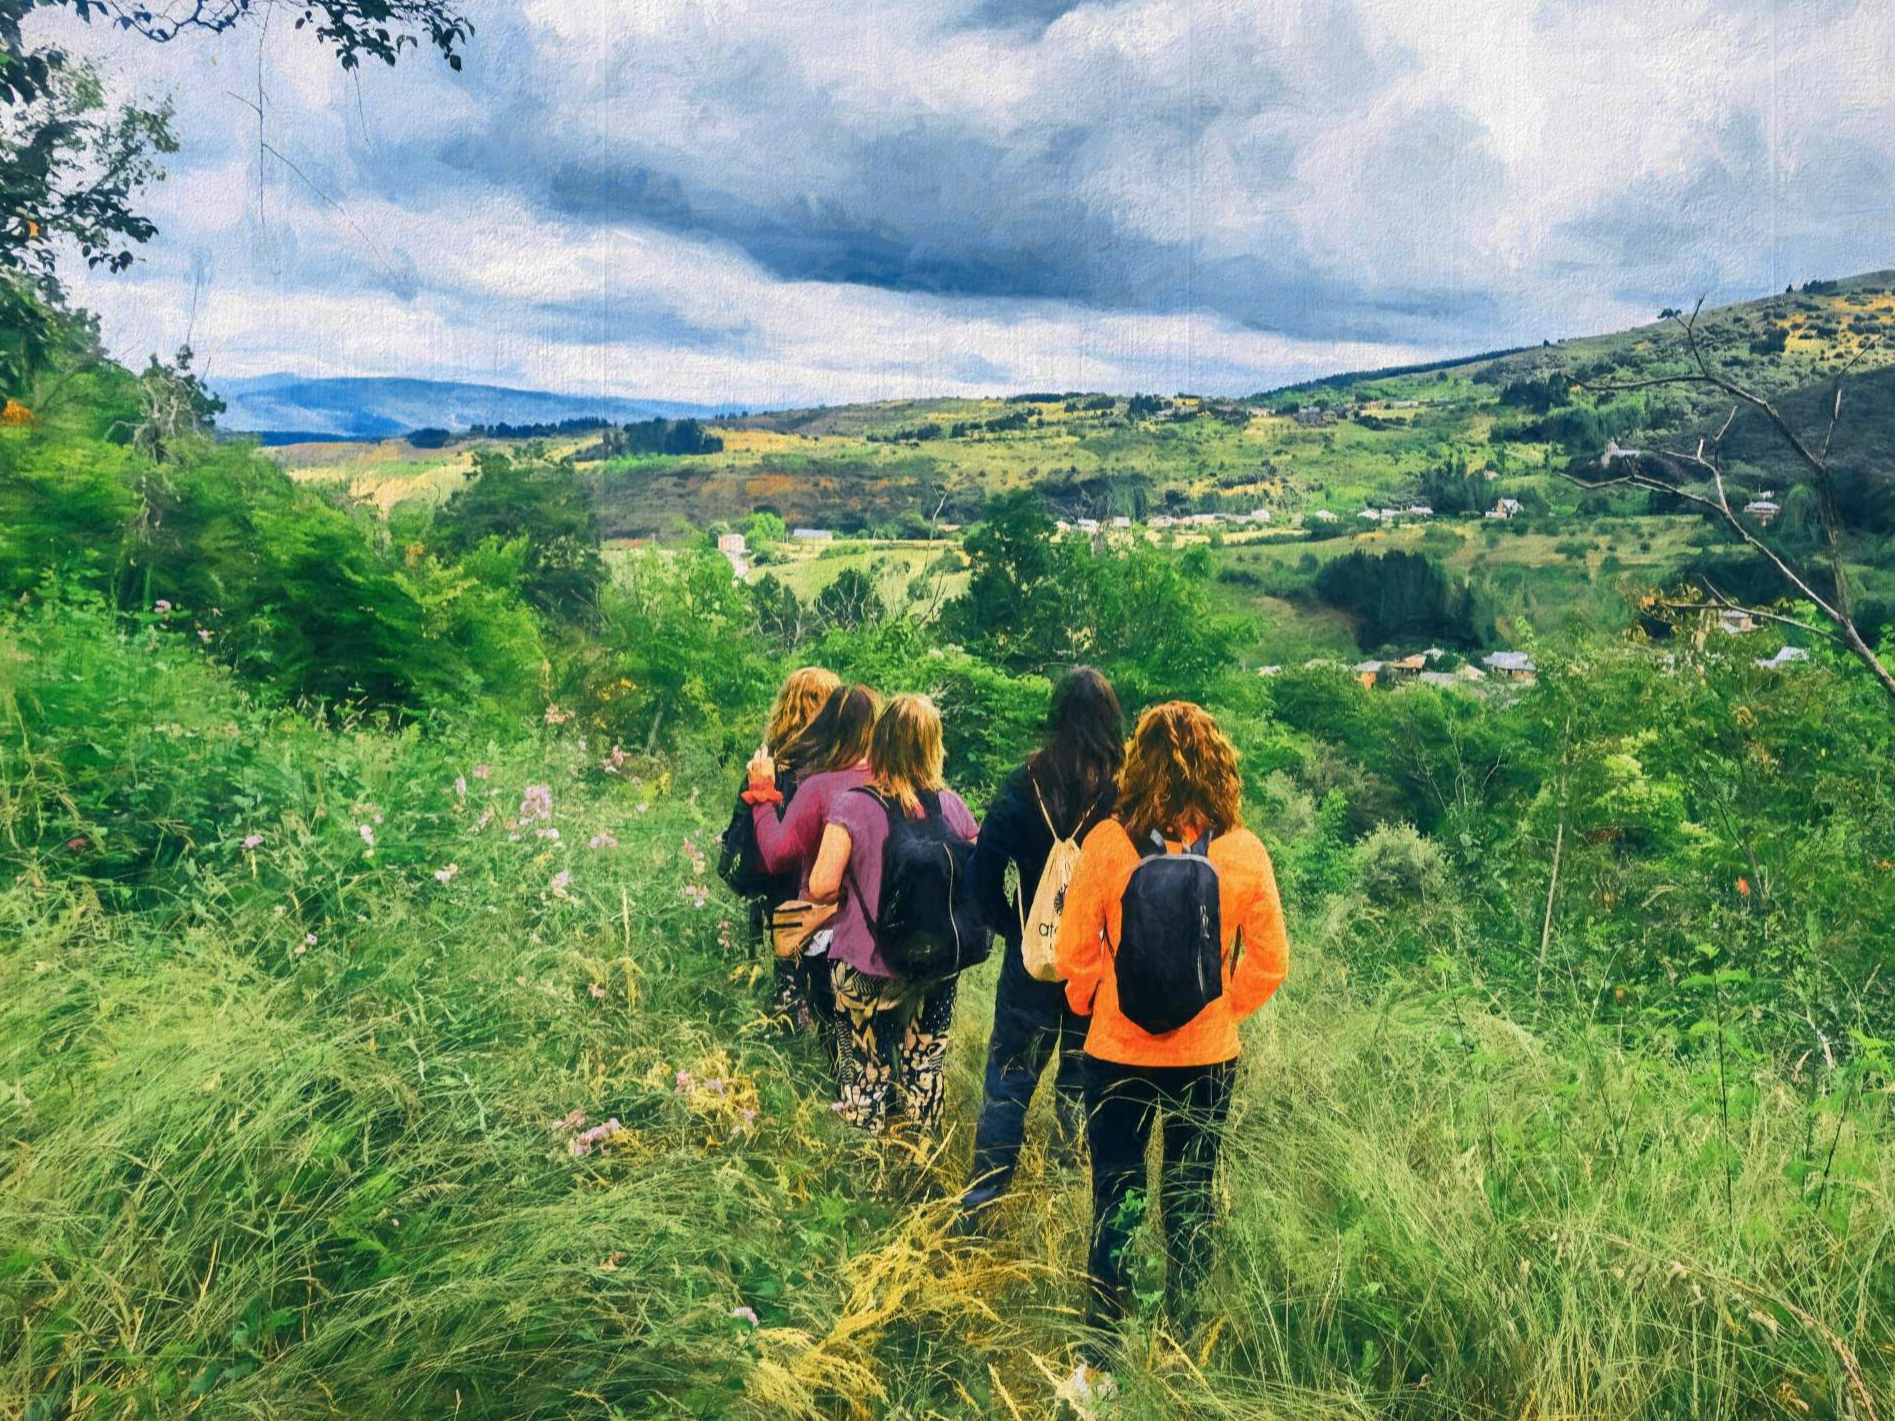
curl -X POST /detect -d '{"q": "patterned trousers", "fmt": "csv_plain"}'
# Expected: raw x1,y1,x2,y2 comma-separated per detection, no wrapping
830,960,957,1132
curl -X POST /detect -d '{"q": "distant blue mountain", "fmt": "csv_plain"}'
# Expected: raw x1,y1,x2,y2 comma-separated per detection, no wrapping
213,374,737,440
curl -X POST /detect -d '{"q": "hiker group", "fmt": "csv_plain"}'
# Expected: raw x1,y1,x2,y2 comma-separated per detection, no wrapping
718,666,1289,1366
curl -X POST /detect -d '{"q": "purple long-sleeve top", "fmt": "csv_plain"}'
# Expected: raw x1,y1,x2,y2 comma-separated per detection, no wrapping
751,762,871,898
826,786,979,978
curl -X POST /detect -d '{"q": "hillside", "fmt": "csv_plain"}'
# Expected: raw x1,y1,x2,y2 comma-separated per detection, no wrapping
8,273,1895,1420
265,270,1895,535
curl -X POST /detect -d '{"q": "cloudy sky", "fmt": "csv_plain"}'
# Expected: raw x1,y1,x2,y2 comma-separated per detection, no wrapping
40,0,1895,408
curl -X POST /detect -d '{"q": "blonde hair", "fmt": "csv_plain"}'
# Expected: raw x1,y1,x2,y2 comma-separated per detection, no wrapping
869,693,947,814
765,666,840,754
1115,701,1242,843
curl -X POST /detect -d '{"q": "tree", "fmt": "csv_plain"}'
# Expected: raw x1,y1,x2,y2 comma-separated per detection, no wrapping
942,490,1067,670
813,567,884,632
1567,299,1895,707
1,0,469,287
431,451,605,625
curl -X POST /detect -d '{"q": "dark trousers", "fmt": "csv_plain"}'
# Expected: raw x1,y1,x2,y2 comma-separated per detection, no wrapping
1083,1055,1235,1333
960,940,1088,1217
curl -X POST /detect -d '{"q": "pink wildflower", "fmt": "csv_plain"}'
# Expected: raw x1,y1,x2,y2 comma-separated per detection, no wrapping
588,982,606,1000
453,776,468,799
548,1109,587,1132
434,863,459,884
304,932,318,946
536,827,560,842
569,1117,621,1157
550,868,572,899
153,599,172,614
242,833,264,850
588,830,618,850
197,628,213,643
675,1069,693,1090
359,824,376,848
730,1306,760,1327
520,784,553,823
473,764,492,780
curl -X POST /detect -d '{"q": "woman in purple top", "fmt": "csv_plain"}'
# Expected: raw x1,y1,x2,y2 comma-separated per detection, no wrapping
808,694,979,1131
744,685,877,1045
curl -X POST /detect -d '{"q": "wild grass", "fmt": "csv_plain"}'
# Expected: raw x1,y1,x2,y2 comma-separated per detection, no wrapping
1,607,1890,1419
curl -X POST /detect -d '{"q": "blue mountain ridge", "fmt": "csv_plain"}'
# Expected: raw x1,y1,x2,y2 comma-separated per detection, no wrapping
213,374,741,440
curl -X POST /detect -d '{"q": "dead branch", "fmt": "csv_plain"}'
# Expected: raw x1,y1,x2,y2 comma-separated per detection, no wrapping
1563,299,1895,707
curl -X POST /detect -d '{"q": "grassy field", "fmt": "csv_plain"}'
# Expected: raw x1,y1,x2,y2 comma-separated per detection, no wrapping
4,605,1890,1420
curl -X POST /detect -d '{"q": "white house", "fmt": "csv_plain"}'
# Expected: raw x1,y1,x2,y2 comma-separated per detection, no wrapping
1754,645,1810,669
1486,497,1523,520
1482,650,1537,679
1245,508,1272,523
1309,509,1339,523
1718,608,1757,635
1110,515,1132,529
1075,517,1102,534
1407,504,1434,518
1358,508,1382,522
792,527,834,542
1743,499,1782,524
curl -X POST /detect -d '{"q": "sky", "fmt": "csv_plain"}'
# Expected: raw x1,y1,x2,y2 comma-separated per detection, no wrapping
40,0,1895,409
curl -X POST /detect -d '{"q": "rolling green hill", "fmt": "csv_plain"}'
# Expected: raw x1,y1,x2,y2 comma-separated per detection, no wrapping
266,270,1895,541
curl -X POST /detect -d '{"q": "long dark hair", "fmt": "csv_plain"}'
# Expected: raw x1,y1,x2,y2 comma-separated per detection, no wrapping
1026,666,1123,835
782,684,878,779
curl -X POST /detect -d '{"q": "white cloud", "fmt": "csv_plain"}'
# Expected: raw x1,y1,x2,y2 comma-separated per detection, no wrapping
37,0,1895,406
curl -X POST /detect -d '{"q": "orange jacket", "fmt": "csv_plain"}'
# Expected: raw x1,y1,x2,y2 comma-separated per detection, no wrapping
1055,819,1289,1066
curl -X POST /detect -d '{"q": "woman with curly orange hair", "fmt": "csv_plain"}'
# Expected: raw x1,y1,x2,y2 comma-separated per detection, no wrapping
1054,700,1289,1371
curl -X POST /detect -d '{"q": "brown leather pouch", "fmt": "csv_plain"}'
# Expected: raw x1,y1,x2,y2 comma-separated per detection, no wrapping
767,900,837,959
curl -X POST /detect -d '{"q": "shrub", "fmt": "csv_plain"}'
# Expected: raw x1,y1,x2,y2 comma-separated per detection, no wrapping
1352,821,1450,905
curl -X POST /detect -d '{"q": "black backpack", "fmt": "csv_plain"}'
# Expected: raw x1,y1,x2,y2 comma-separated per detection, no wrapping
717,771,792,899
853,787,992,981
1110,829,1224,1034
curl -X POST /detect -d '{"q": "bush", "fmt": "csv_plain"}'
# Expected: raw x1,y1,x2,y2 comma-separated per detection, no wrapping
1352,821,1451,905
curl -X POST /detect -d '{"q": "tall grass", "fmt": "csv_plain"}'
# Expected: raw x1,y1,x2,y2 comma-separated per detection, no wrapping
1,603,1889,1418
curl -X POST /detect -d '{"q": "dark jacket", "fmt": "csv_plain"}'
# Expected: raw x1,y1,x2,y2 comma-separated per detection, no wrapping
971,765,1116,950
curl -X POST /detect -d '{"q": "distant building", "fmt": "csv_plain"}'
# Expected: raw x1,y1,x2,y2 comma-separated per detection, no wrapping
1076,517,1101,534
1055,519,1073,533
1482,650,1537,680
1754,645,1810,669
1406,504,1433,518
1352,659,1385,688
1294,405,1337,427
1186,513,1221,527
1245,508,1272,523
1486,497,1523,520
1359,508,1382,522
1718,608,1757,635
792,527,834,542
1309,508,1339,523
716,532,749,579
1256,664,1283,677
1385,654,1426,680
1110,515,1132,529
1743,499,1782,524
